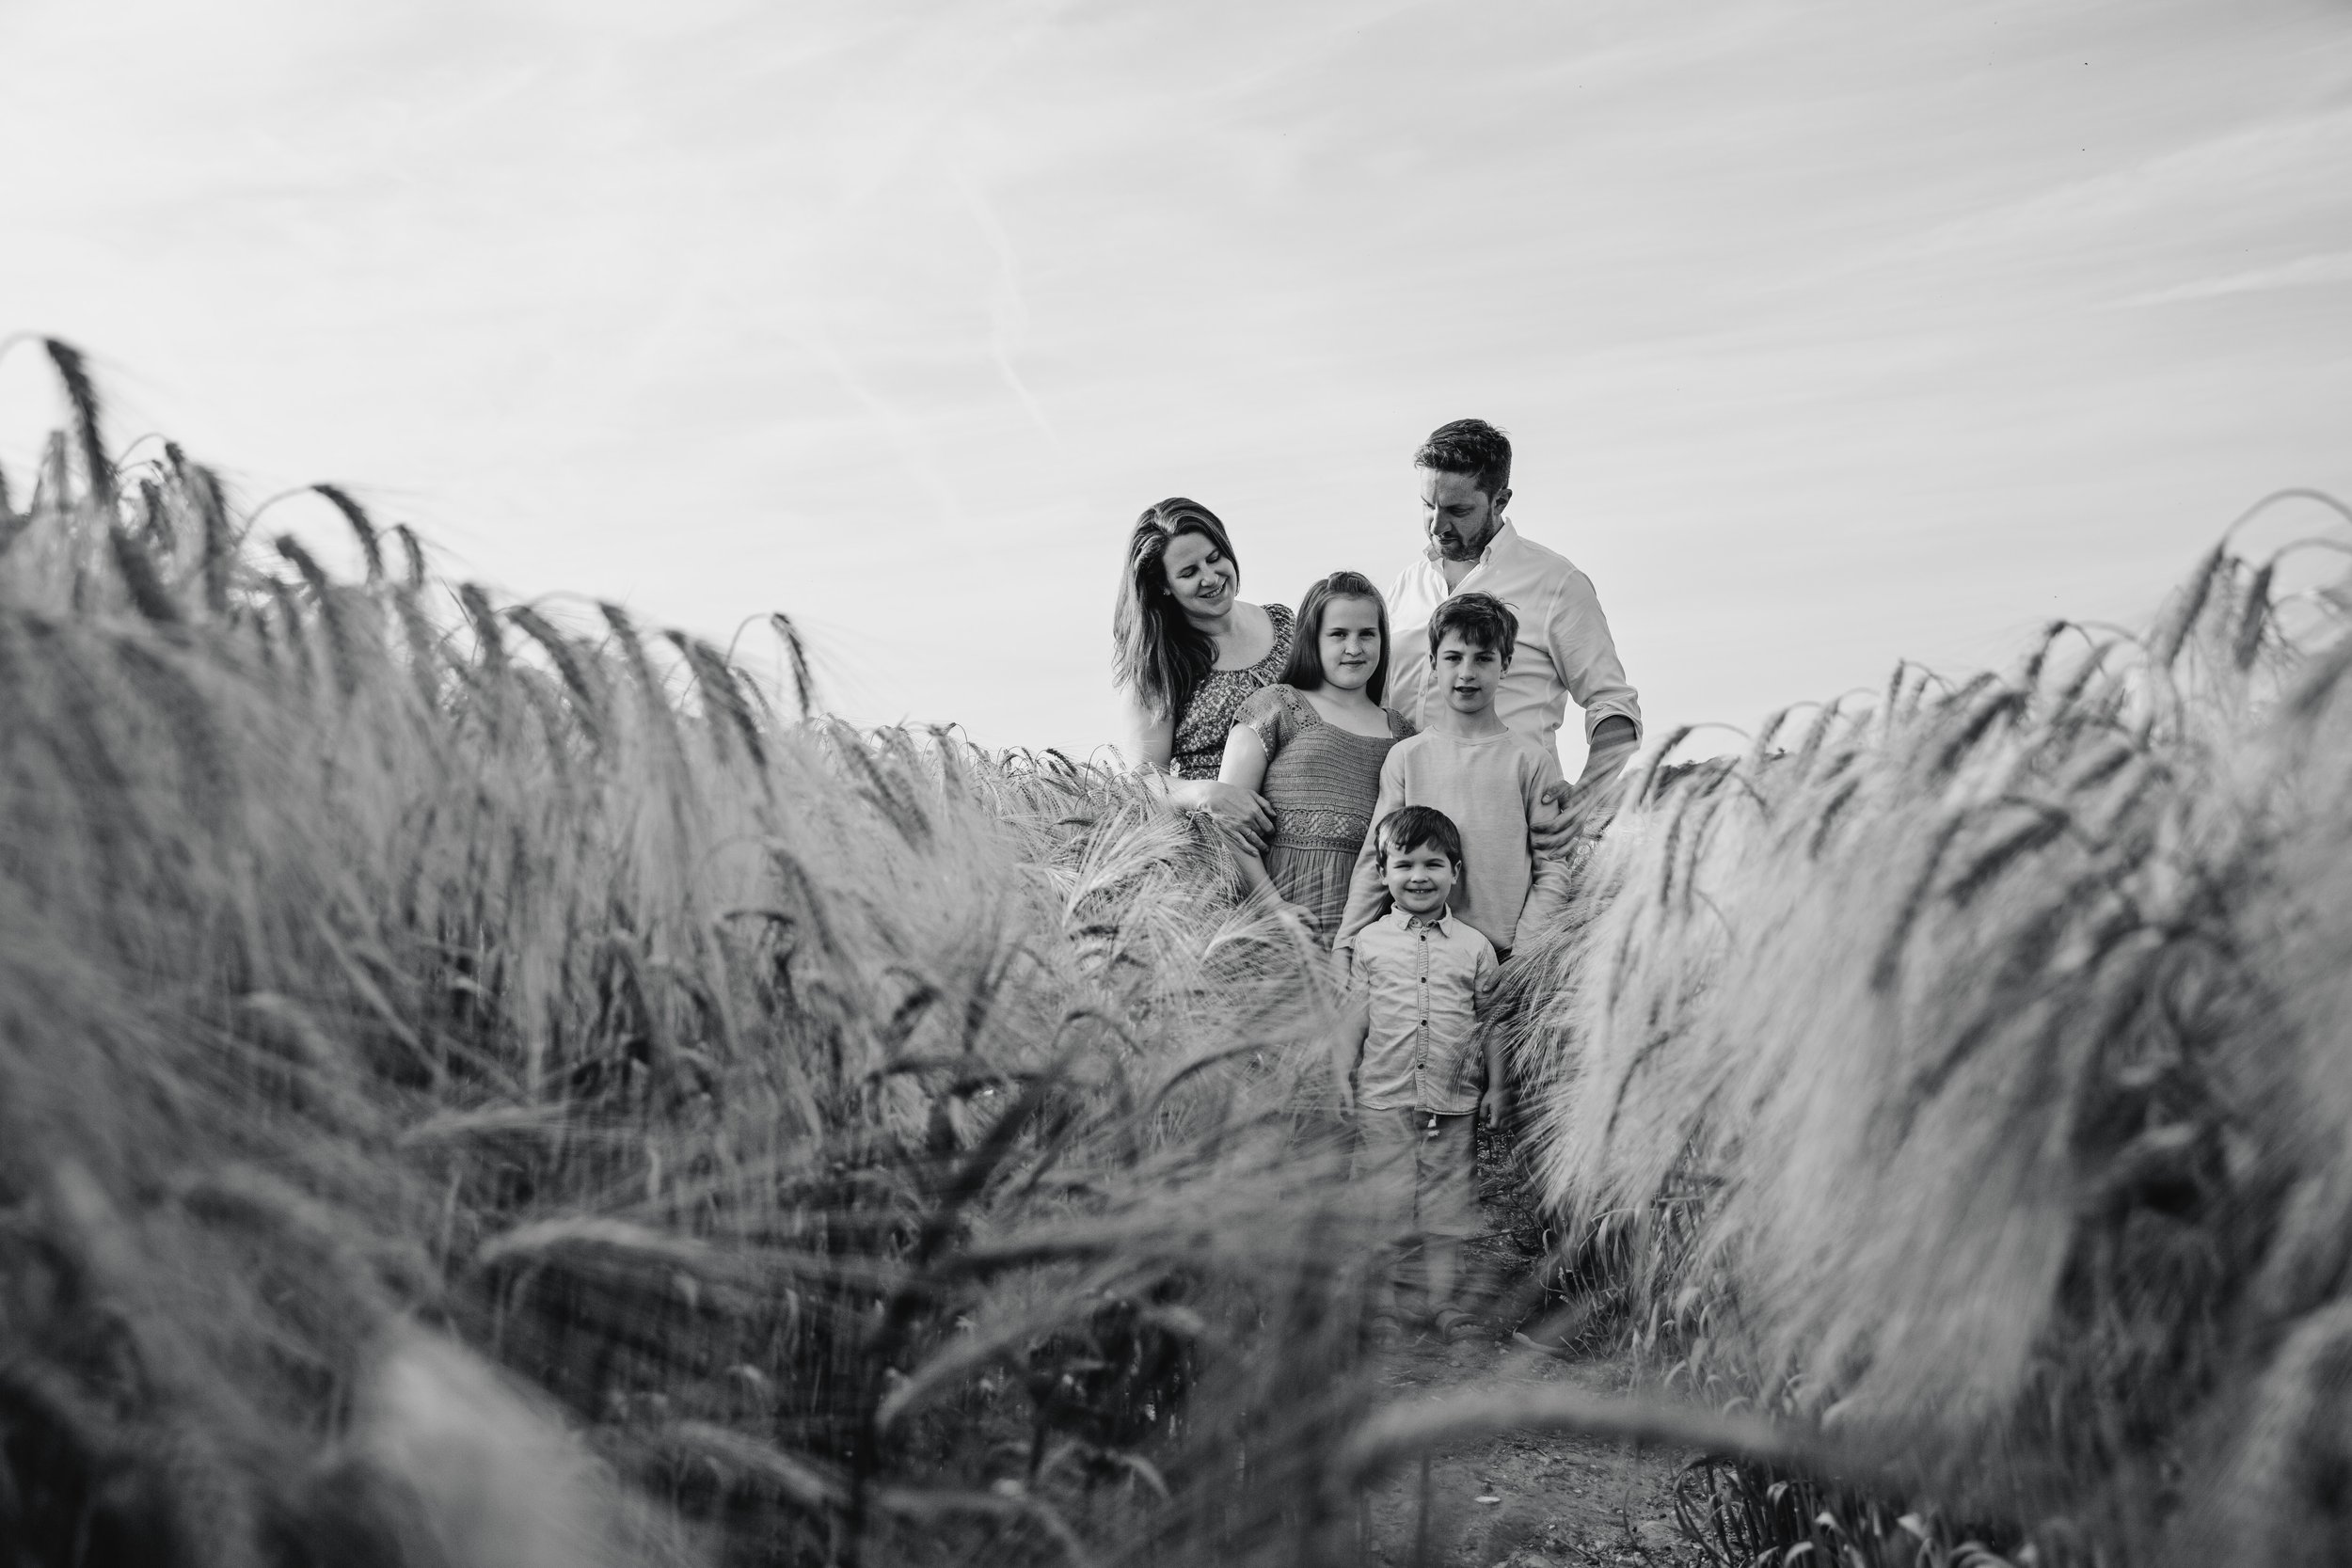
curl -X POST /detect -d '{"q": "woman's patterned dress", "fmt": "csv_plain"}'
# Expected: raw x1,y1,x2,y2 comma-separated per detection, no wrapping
1167,603,1295,779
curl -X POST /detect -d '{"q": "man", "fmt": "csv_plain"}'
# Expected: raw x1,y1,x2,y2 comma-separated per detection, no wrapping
1385,419,1642,847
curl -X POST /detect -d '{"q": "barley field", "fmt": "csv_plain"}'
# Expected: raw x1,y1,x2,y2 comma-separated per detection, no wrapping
2,339,2347,1566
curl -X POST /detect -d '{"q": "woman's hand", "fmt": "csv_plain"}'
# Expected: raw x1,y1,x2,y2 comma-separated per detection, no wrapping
1172,777,1272,853
1479,1083,1509,1128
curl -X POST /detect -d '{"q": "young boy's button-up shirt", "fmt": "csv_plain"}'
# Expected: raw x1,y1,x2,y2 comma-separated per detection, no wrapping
1349,908,1496,1115
1385,521,1643,768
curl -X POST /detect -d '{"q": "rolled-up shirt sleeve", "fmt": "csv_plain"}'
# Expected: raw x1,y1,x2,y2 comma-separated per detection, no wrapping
1549,568,1642,743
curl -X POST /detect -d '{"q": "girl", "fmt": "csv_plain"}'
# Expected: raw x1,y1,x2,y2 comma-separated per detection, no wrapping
1217,571,1414,943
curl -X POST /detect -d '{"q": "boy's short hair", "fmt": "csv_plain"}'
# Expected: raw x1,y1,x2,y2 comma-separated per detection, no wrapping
1428,592,1518,663
1376,805,1465,871
1414,419,1512,500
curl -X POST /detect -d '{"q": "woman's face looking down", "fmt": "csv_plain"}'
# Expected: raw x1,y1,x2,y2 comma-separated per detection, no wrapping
1160,531,1235,626
1318,595,1382,693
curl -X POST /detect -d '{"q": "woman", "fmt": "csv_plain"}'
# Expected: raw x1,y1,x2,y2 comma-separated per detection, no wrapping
1216,572,1413,943
1112,499,1295,844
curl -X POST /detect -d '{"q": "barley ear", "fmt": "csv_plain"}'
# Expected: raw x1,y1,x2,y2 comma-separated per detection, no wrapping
109,524,183,626
2233,561,2276,672
392,523,427,591
771,611,818,720
457,583,508,679
42,338,112,509
508,605,607,743
277,535,358,695
312,483,385,583
2148,544,2227,671
190,463,235,615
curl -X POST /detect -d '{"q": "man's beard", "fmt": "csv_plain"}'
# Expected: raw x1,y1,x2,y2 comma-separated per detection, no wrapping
1435,523,1495,562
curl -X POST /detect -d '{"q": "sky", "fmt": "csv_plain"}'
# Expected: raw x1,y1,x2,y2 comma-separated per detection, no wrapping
3,0,2348,767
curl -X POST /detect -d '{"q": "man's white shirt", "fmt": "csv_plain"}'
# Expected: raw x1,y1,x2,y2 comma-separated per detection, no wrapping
1385,519,1643,768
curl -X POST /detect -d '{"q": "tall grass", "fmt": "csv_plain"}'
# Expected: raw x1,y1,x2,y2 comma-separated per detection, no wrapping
1501,499,2352,1562
12,335,2351,1566
0,341,1442,1566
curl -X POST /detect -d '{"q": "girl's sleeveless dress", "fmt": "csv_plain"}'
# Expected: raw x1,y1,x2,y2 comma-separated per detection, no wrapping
1232,684,1415,943
1168,603,1295,780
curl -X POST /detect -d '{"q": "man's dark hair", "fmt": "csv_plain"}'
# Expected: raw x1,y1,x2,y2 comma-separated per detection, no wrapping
1279,570,1391,703
1427,591,1518,663
1414,419,1512,500
1376,805,1464,871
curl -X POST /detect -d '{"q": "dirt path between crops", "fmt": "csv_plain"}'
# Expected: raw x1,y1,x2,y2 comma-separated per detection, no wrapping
1358,1331,1701,1567
1351,1129,1705,1566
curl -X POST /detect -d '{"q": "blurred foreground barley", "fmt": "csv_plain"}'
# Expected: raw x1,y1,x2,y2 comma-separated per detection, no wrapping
1501,489,2352,1564
7,338,2347,1566
0,341,1444,1567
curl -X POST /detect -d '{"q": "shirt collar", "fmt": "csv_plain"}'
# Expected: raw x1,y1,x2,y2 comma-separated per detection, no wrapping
1390,906,1457,934
1420,518,1519,569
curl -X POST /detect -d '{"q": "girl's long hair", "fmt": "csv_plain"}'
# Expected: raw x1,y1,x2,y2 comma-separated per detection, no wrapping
1112,499,1240,721
1280,571,1391,704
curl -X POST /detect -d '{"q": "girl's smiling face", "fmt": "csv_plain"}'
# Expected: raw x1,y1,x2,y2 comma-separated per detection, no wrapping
1317,595,1383,693
1160,531,1236,624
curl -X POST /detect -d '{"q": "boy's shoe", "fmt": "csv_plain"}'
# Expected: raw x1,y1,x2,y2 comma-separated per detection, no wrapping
1430,1307,1485,1344
1365,1309,1407,1351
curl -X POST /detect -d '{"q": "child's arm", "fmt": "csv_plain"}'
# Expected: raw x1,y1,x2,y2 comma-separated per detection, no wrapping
1329,964,1370,1111
1474,942,1508,1125
1216,722,1280,903
1516,748,1578,943
1333,754,1406,950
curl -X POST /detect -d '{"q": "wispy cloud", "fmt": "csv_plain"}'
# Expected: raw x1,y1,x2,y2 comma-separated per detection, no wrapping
949,164,1058,448
2112,250,2352,308
1895,107,2352,267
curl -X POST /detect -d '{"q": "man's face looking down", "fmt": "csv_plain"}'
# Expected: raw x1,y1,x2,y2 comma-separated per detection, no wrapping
1419,467,1508,563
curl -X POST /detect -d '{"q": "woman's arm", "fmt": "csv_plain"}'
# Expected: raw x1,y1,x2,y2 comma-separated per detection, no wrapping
1116,685,1273,850
1119,685,1178,774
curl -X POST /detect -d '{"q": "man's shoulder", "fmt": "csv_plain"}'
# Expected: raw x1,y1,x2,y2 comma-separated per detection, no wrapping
1498,524,1595,590
1387,555,1445,618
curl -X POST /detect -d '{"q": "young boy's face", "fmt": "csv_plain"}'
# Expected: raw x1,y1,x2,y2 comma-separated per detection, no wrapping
1432,630,1506,716
1383,838,1457,916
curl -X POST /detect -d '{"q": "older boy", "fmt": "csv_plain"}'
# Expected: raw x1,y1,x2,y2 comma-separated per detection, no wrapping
1332,805,1500,1338
1334,592,1573,960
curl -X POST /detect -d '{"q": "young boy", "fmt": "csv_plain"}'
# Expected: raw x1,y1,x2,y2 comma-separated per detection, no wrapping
1332,805,1501,1338
1334,592,1572,961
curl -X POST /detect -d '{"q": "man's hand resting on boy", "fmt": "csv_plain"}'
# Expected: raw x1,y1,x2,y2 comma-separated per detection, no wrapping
1532,715,1639,856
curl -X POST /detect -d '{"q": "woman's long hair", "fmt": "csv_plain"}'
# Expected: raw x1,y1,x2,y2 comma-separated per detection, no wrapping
1112,499,1240,721
1280,571,1391,704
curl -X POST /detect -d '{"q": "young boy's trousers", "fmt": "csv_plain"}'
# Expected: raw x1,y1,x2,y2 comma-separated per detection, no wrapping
1353,1108,1477,1242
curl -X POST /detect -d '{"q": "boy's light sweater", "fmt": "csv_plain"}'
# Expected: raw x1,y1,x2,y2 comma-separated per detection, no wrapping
1334,728,1572,953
